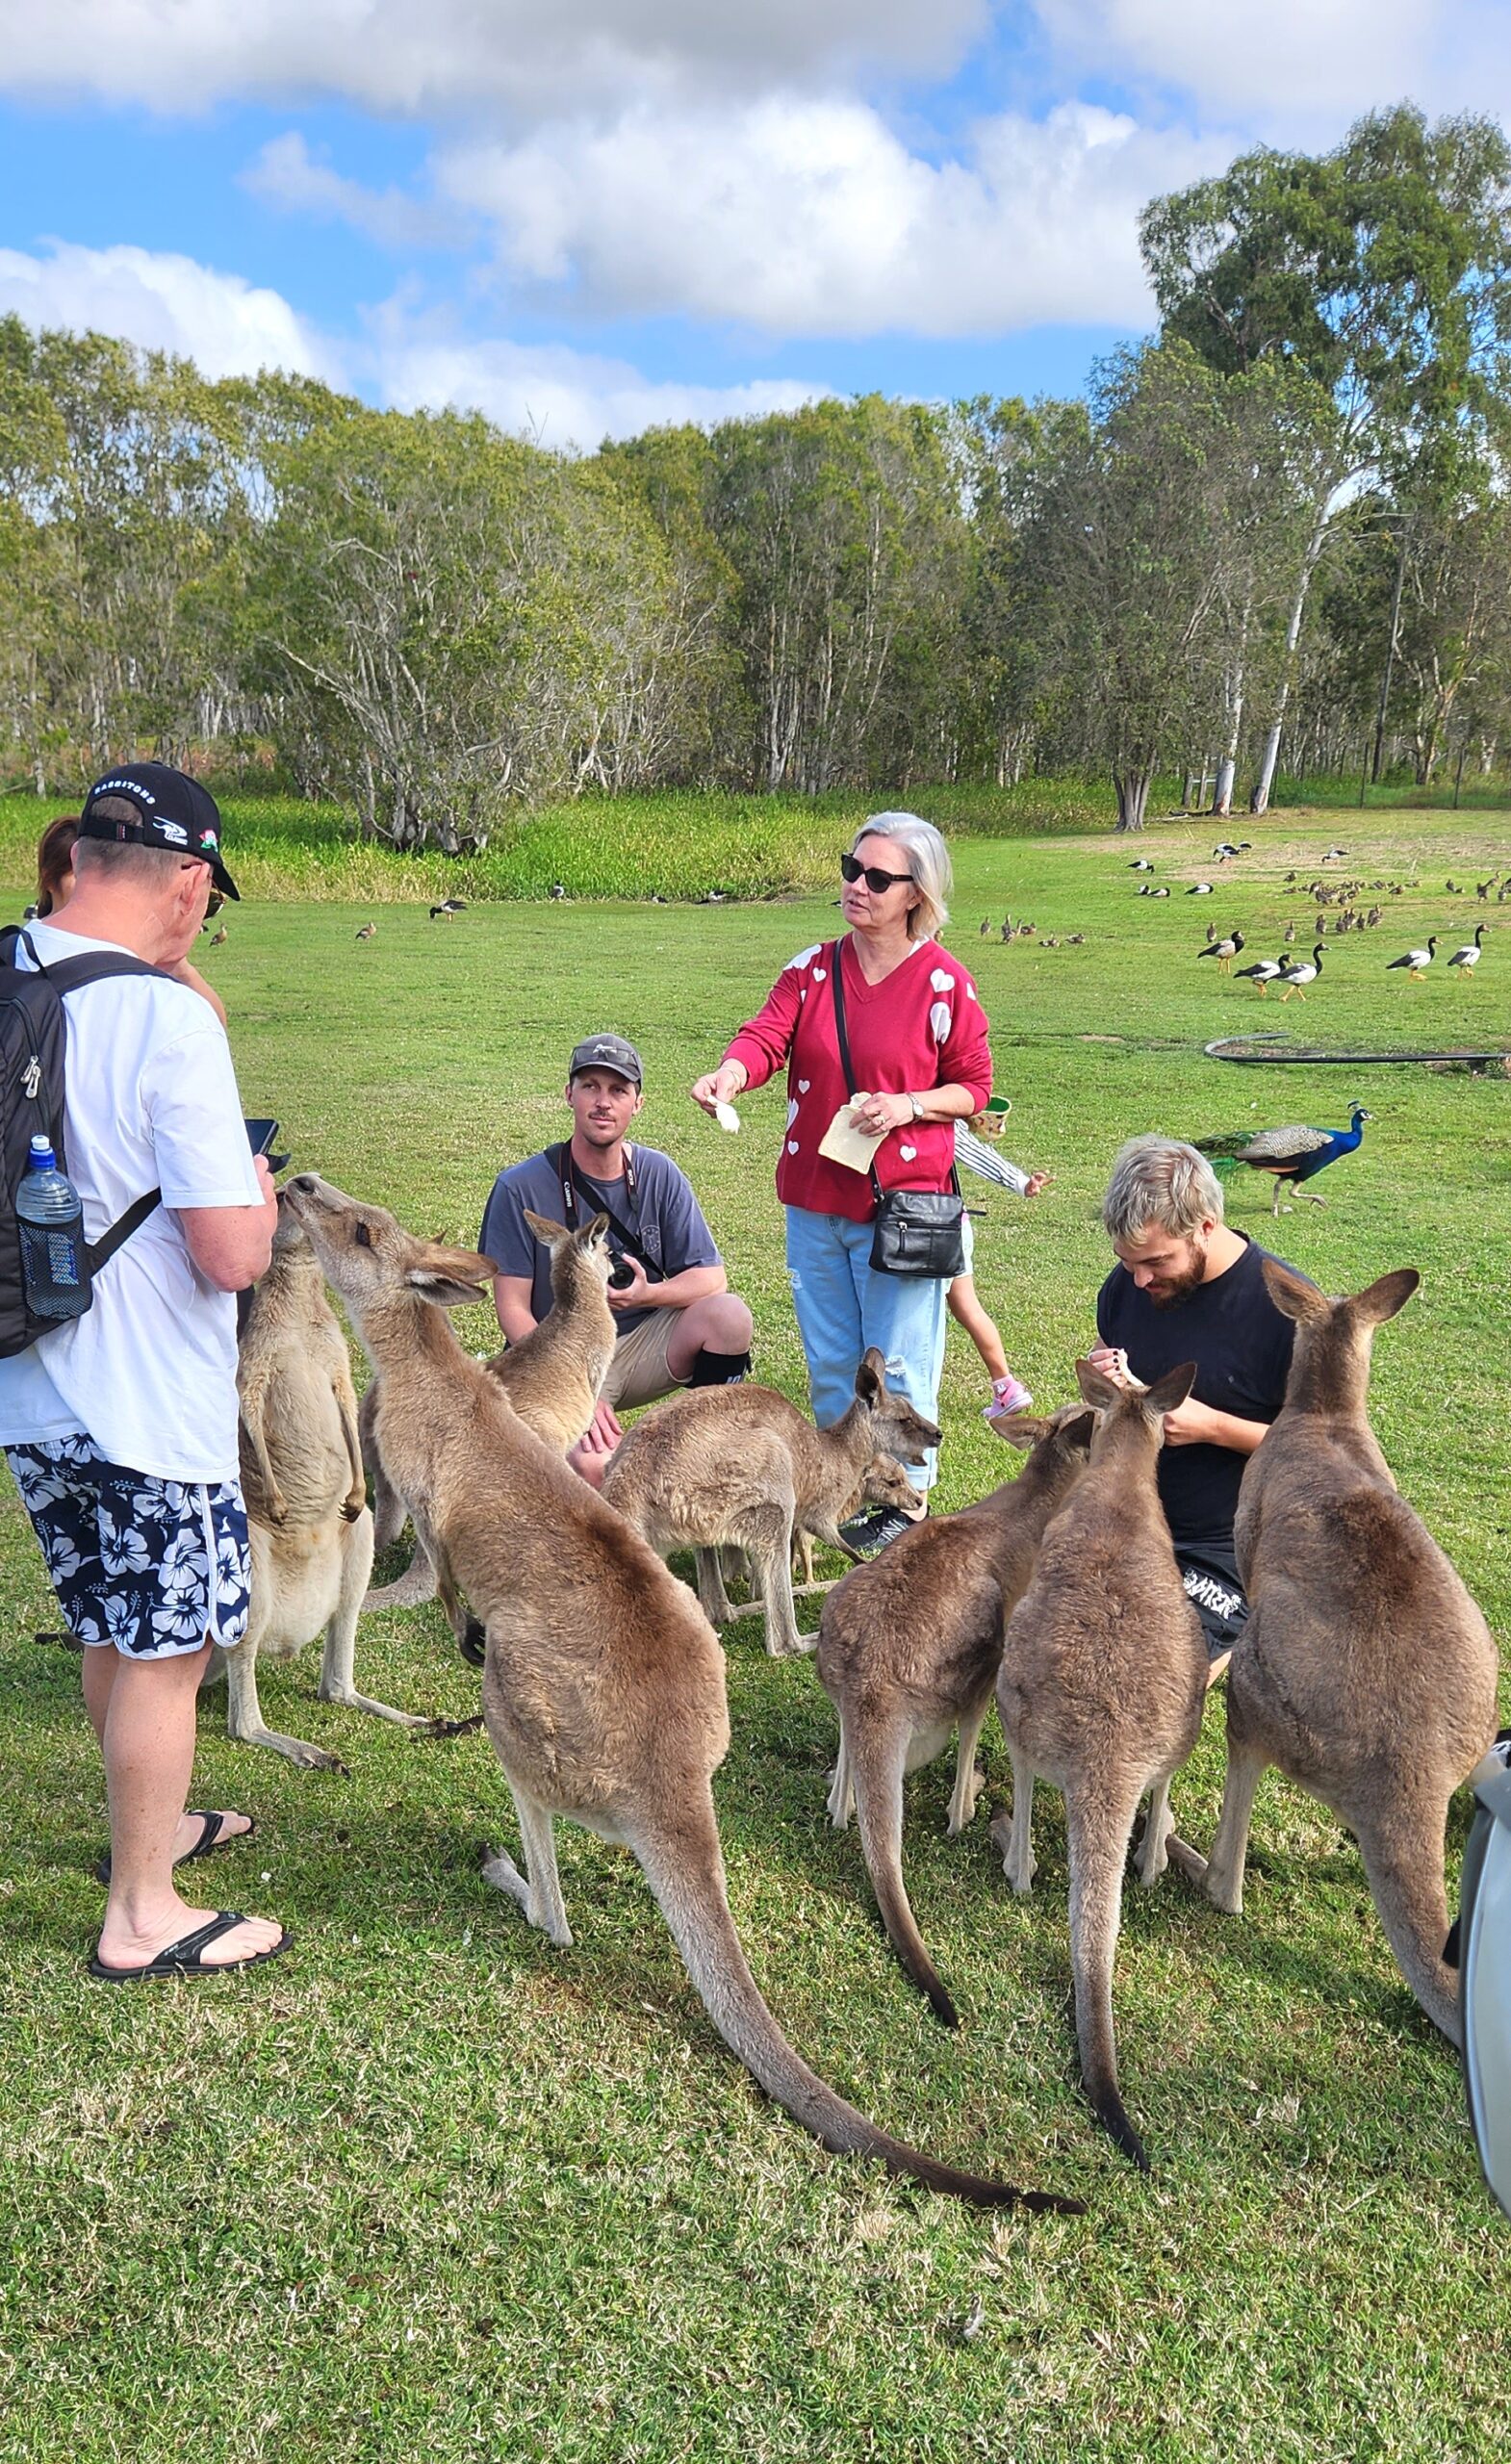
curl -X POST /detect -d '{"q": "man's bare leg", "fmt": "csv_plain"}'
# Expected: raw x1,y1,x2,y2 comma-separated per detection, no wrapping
82,1647,255,1865
88,1640,284,1972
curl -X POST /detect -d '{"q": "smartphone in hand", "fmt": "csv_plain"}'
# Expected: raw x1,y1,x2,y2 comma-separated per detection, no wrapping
244,1117,290,1171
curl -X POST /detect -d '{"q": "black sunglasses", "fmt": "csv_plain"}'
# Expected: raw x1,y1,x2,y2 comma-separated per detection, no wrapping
205,889,225,918
840,853,913,895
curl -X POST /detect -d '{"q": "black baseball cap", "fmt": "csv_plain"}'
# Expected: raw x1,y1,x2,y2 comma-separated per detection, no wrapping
79,762,240,902
568,1033,642,1087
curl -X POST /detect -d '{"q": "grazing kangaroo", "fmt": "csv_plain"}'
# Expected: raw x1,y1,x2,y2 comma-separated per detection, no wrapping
994,1360,1209,2169
601,1355,941,1658
363,1207,615,1611
283,1173,1079,2213
219,1200,425,1768
1206,1261,1499,2045
816,1404,1097,2026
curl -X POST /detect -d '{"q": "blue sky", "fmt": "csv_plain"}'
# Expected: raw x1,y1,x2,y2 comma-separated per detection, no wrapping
0,1,1503,448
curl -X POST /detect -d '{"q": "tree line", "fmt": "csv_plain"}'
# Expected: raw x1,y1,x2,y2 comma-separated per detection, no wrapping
3,104,1509,841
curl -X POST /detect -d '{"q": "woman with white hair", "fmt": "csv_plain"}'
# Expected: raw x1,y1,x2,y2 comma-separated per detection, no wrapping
692,813,991,1550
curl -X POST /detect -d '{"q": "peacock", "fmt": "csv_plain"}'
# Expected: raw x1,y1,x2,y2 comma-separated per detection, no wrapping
1195,1107,1371,1216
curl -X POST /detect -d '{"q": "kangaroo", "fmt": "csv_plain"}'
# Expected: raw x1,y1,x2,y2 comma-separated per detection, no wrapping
1204,1261,1499,2046
220,1199,427,1768
993,1360,1209,2169
600,1354,941,1658
283,1172,1078,2213
816,1403,1097,2026
363,1208,615,1612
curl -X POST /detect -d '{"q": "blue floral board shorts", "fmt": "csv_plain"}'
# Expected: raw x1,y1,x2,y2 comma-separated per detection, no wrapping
7,1433,251,1661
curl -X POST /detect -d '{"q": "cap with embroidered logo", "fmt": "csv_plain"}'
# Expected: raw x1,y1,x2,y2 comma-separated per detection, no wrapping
568,1034,643,1087
78,762,240,902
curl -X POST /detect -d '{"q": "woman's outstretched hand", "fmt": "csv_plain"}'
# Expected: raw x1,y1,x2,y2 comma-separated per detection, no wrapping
691,1061,748,1116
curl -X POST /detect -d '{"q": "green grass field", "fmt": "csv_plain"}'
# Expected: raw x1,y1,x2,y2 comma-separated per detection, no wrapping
2,802,1509,2462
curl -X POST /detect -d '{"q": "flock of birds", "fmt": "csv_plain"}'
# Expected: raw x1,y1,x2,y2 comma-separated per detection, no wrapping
1120,846,1497,995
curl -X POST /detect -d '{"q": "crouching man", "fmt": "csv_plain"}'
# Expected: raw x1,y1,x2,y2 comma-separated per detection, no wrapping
1088,1135,1300,1670
0,765,285,1979
480,1034,754,1487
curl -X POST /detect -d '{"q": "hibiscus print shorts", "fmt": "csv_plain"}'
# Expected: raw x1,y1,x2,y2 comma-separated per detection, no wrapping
7,1433,251,1661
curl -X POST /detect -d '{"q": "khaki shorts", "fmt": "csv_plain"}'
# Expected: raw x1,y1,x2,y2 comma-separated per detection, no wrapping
601,1309,690,1411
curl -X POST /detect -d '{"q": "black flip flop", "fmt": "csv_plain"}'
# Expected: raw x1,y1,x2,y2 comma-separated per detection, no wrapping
89,1911,293,1984
94,1809,256,1888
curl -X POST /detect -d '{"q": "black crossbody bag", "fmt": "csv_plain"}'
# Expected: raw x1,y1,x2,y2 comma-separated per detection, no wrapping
828,942,965,1280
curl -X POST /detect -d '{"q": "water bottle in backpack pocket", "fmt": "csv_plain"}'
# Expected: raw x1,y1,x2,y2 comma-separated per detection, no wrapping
15,1137,90,1321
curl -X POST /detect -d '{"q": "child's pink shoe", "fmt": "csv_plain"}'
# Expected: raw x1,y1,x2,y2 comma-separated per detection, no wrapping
985,1373,1034,1420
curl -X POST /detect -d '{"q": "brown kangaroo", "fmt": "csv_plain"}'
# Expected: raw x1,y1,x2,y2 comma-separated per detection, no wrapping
994,1360,1209,2169
363,1207,615,1611
220,1200,424,1767
283,1173,1080,2214
816,1403,1096,2026
601,1355,940,1658
1206,1261,1499,2045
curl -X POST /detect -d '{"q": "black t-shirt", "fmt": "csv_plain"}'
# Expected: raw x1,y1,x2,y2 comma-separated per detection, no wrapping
1095,1234,1297,1551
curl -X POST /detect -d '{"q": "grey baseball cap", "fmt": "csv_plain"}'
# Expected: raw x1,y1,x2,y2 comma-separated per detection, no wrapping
568,1033,642,1087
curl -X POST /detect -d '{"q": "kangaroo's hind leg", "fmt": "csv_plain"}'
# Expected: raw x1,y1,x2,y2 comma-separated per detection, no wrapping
317,1508,430,1728
1205,1737,1268,1915
947,1696,992,1836
991,1748,1037,1895
481,1785,573,1948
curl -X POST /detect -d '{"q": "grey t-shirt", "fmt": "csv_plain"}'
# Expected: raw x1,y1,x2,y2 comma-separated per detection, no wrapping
478,1143,721,1338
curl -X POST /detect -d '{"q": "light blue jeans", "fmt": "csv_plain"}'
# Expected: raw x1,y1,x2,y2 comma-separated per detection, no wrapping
784,1206,947,1490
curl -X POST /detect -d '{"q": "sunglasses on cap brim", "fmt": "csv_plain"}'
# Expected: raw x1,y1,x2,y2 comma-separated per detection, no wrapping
840,853,914,895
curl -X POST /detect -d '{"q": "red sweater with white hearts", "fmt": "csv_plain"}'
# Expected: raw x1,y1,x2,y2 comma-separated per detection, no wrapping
722,935,992,1224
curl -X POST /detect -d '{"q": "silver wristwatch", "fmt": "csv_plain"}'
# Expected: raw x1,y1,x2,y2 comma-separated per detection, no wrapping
909,1092,924,1121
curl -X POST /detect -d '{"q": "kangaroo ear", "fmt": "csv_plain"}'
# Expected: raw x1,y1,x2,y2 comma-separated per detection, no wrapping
1075,1358,1122,1408
405,1244,495,1310
523,1208,567,1248
854,1347,887,1406
1143,1360,1197,1417
990,1412,1048,1450
1350,1267,1420,1324
1261,1256,1328,1323
1057,1406,1098,1452
576,1210,612,1247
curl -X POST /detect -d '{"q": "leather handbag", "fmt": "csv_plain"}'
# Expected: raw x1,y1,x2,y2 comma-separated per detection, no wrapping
829,944,965,1280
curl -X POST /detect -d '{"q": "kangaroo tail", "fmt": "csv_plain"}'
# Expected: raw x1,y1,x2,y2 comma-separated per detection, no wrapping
853,1738,960,2028
363,1546,440,1613
1065,1791,1149,2170
632,1799,1083,2214
1355,1796,1460,2047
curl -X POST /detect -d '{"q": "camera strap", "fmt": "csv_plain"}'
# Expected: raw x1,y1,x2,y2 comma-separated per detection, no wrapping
549,1142,664,1279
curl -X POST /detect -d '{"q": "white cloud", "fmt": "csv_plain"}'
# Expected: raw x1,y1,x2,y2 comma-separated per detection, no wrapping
243,134,464,249
0,235,832,447
0,241,338,382
1031,0,1507,125
370,320,835,450
441,98,1228,338
0,0,985,116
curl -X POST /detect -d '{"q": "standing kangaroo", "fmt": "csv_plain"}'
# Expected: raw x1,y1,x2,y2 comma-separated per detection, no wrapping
994,1360,1209,2169
363,1208,615,1612
602,1355,940,1658
283,1174,1079,2214
1206,1261,1499,2045
816,1403,1096,2025
223,1201,425,1767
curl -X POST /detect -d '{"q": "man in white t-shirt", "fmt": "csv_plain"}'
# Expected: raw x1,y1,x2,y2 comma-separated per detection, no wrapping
0,764,286,1981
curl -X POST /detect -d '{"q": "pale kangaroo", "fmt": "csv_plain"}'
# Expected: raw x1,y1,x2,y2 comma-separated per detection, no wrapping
994,1360,1209,2169
363,1207,615,1612
1205,1260,1499,2046
284,1173,1080,2213
816,1403,1096,2025
601,1354,941,1658
220,1200,427,1768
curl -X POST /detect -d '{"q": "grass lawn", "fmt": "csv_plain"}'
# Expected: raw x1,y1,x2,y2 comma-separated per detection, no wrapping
2,802,1508,2461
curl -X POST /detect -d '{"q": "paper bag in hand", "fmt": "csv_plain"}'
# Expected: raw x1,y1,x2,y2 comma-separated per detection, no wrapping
817,1097,887,1175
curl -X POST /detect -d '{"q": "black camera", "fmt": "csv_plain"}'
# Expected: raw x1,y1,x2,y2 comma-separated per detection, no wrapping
607,1258,636,1291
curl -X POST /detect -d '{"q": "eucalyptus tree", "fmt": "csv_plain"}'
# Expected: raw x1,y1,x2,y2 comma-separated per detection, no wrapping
1141,104,1511,811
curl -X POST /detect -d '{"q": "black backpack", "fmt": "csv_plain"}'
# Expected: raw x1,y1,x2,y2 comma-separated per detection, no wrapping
0,923,164,1358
